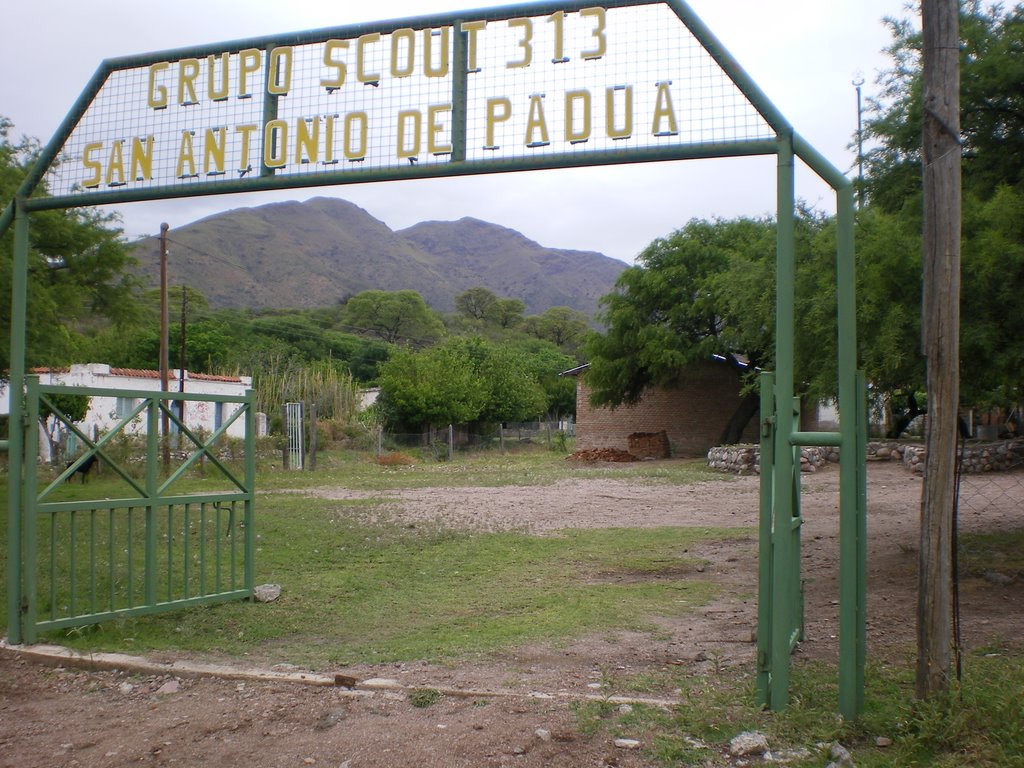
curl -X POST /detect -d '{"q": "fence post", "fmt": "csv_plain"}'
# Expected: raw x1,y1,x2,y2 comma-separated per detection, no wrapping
500,423,505,453
377,425,383,457
281,405,289,470
308,402,317,472
448,424,454,461
547,421,552,447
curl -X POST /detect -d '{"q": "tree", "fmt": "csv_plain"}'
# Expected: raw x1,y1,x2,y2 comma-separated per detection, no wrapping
492,298,526,329
340,289,444,345
0,117,141,371
523,306,589,353
454,286,499,322
39,392,89,465
377,342,487,430
584,217,778,443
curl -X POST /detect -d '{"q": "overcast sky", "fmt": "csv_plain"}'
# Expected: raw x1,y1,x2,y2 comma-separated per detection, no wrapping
3,0,910,263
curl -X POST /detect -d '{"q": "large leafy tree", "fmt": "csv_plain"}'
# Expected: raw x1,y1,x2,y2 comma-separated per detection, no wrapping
340,289,444,345
862,2,1024,424
584,216,779,442
0,117,140,370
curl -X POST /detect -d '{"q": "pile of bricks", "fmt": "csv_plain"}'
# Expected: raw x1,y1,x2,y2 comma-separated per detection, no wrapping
626,431,671,460
567,448,638,462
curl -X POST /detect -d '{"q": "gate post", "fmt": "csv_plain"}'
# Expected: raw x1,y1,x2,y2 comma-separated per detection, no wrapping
756,371,776,707
6,199,30,644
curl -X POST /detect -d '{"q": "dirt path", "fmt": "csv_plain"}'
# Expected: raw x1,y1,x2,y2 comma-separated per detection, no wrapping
2,462,1021,768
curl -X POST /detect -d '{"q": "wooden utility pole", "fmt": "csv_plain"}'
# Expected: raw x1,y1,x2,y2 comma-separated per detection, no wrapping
159,223,170,469
918,0,961,699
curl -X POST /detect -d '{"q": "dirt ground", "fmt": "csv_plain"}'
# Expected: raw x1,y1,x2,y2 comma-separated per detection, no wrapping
2,462,1022,768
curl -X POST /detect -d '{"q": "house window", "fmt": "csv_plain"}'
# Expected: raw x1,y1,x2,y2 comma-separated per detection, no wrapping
114,397,136,420
214,402,226,431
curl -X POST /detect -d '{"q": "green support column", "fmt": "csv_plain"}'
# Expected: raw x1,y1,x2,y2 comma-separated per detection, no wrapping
836,184,864,718
756,371,776,707
244,390,257,596
769,132,797,710
6,199,29,644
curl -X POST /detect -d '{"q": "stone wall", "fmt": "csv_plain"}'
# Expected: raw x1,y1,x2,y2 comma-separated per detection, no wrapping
706,444,838,475
708,438,1024,475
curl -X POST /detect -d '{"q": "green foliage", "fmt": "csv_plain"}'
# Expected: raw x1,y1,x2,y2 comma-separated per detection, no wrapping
584,216,778,408
0,117,140,371
341,289,444,345
250,355,361,424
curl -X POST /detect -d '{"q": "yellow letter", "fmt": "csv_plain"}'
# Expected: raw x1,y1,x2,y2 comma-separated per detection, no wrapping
268,46,293,95
525,95,549,146
264,119,288,168
208,53,230,101
428,104,452,154
321,40,349,89
565,90,591,143
397,110,422,159
391,28,416,78
548,11,568,63
424,28,450,77
177,131,197,177
204,127,227,174
238,48,262,97
580,7,607,60
460,20,486,72
177,58,200,105
236,124,259,172
606,85,633,139
324,114,337,162
130,135,154,180
343,112,368,160
485,97,512,148
147,62,169,109
295,117,320,164
652,81,678,136
357,33,381,84
82,142,103,188
105,141,126,185
507,18,532,68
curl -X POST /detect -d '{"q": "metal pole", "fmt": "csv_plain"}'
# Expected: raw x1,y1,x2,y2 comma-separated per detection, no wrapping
836,183,864,718
853,76,865,209
6,199,30,644
159,223,170,470
179,286,187,426
769,132,797,710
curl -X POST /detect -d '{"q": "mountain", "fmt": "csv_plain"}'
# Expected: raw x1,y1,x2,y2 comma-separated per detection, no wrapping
130,197,627,316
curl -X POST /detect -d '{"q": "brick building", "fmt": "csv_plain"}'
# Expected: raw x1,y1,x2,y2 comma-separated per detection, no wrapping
566,360,762,458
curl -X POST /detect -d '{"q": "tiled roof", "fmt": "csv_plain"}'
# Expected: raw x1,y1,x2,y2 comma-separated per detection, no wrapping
30,365,245,384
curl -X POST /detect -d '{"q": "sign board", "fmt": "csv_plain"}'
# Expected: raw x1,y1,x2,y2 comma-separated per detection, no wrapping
39,0,780,205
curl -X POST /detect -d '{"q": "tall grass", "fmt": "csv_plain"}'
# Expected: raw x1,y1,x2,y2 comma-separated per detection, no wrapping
249,354,362,423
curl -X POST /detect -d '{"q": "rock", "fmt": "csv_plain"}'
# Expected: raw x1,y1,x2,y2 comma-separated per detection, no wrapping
535,729,552,742
314,708,346,731
118,682,134,695
829,742,855,767
155,679,180,695
983,571,1015,586
617,704,633,715
875,736,893,748
729,731,769,757
613,738,641,750
254,583,282,602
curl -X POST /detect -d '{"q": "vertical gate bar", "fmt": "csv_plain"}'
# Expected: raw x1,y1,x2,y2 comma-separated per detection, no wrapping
792,397,804,642
215,503,223,593
229,502,237,590
184,504,191,599
49,514,57,622
856,369,869,712
836,183,862,718
90,509,97,615
108,508,115,612
167,504,173,601
200,504,207,595
127,509,134,609
24,375,40,641
770,132,797,710
70,511,78,616
244,393,256,595
7,202,30,644
756,371,776,707
145,397,159,606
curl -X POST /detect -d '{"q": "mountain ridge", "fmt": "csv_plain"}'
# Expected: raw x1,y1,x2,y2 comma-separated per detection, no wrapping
130,197,626,316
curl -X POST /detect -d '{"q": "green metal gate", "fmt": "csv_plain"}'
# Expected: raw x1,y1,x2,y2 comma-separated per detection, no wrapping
9,377,255,644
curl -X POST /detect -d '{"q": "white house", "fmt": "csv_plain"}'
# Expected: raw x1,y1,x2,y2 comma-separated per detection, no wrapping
2,364,254,461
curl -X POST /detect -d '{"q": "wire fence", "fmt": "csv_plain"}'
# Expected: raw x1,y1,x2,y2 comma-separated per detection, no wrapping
379,420,576,460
